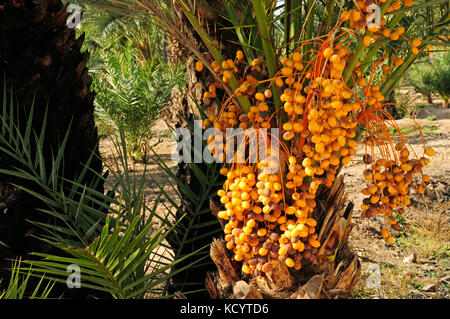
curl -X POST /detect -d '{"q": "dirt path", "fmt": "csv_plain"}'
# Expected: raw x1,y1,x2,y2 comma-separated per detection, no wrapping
98,125,179,228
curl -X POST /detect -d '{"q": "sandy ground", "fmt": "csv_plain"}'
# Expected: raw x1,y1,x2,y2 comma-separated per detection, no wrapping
98,104,450,299
342,117,450,299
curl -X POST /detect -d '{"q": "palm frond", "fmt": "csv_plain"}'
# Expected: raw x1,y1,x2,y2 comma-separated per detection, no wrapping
0,259,54,299
20,215,208,299
0,84,213,298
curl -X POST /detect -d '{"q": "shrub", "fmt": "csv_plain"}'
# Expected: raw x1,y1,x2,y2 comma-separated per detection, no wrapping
77,7,186,161
90,40,185,161
408,51,450,107
423,51,450,107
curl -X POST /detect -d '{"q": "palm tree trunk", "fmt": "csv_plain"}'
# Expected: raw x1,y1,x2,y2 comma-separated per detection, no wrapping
165,0,243,297
440,95,449,108
0,0,103,285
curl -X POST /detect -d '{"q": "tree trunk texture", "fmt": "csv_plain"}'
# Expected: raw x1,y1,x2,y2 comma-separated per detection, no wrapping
418,89,433,105
165,0,243,297
0,0,104,294
384,92,400,119
206,176,361,299
165,0,242,123
439,95,449,108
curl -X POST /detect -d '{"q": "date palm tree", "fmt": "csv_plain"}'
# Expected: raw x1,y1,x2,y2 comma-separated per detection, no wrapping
0,0,103,283
96,0,449,299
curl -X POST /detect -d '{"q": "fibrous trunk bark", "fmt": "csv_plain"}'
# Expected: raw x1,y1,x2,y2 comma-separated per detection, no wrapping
0,0,104,293
165,1,242,297
206,176,361,299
